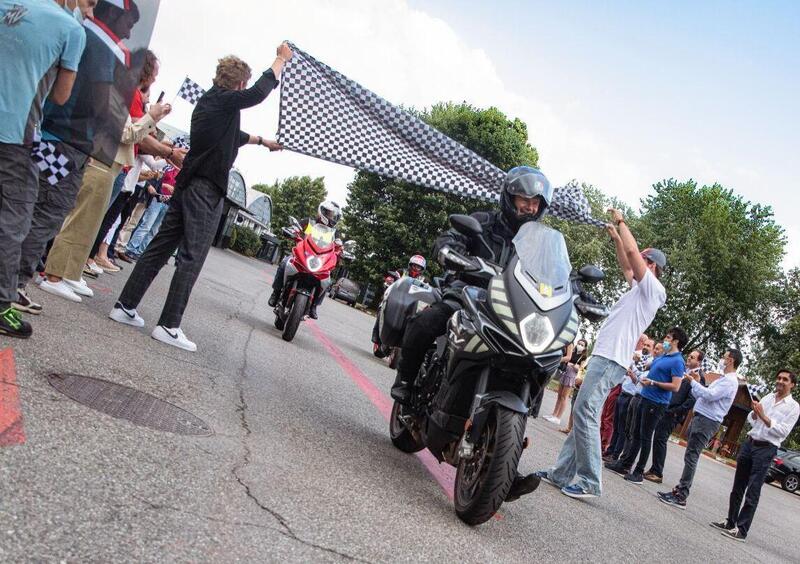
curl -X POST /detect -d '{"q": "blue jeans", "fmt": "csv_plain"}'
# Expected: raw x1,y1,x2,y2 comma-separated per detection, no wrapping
548,356,627,495
127,201,167,256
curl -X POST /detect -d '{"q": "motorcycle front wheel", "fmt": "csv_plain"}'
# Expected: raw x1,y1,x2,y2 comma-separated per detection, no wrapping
282,292,309,342
454,407,526,526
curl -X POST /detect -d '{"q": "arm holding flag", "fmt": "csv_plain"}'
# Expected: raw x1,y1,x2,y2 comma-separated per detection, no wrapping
215,43,293,110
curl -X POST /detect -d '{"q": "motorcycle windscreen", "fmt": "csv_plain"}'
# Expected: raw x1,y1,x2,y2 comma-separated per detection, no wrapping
512,222,571,295
41,0,162,166
306,223,336,253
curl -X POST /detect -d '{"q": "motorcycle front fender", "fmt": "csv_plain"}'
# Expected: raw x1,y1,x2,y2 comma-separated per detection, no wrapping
467,391,528,444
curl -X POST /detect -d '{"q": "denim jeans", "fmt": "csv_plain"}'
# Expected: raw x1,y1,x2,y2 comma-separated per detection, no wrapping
674,413,720,499
549,356,627,495
619,396,666,473
127,200,167,256
727,440,777,537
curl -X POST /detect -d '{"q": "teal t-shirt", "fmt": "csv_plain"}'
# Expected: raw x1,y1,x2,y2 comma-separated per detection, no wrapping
640,352,686,405
0,0,85,144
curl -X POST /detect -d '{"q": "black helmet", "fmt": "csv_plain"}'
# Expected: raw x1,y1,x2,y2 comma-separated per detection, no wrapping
501,166,552,229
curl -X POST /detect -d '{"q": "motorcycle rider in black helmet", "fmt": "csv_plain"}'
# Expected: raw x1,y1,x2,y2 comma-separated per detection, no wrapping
391,165,553,502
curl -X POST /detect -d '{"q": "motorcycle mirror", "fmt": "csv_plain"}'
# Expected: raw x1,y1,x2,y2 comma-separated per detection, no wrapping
281,226,297,238
288,216,301,229
578,264,605,283
449,214,483,237
575,296,610,322
440,247,475,272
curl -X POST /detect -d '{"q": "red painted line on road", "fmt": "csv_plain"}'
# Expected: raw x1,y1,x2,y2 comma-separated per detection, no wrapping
0,348,26,447
88,283,112,295
306,321,457,500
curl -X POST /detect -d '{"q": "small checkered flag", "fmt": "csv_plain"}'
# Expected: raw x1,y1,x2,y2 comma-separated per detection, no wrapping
178,77,206,105
747,383,769,402
278,42,605,228
31,141,74,186
173,135,190,150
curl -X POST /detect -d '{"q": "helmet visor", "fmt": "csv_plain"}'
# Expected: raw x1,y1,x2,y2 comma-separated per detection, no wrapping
507,174,553,205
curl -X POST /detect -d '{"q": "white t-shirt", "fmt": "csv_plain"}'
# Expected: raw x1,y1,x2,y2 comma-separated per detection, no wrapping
592,270,666,369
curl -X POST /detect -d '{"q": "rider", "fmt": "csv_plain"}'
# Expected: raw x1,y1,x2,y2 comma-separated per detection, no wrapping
392,165,553,502
404,254,427,281
372,254,428,350
269,200,342,319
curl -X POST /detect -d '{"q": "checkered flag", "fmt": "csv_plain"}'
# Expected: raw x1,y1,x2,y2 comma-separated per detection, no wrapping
747,383,769,402
548,181,606,228
178,77,206,105
172,135,190,150
278,43,605,228
31,141,74,186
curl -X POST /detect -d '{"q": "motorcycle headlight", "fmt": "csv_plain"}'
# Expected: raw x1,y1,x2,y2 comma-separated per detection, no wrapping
519,311,555,354
307,255,323,272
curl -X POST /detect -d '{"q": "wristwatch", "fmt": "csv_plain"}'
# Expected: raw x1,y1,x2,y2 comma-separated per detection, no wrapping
257,136,263,146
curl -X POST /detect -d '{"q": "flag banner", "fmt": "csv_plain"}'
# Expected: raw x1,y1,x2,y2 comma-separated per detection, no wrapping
172,134,190,150
31,141,74,186
178,77,206,105
41,0,161,167
278,42,605,228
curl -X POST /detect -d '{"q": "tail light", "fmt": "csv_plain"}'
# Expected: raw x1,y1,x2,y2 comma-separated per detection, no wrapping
774,457,783,465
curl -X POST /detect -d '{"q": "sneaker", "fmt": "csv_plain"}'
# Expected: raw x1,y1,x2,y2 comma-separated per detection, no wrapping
12,288,42,315
63,277,94,298
721,528,746,542
108,303,145,328
710,520,734,531
543,415,561,424
624,471,644,484
644,471,663,483
561,484,598,499
152,325,197,352
604,462,629,476
86,261,104,275
657,491,687,509
505,472,541,502
0,307,32,339
533,470,557,487
39,279,82,303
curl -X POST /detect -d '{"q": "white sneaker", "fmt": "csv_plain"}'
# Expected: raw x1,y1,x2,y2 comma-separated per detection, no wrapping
64,277,94,298
86,261,104,275
543,415,561,424
33,273,45,286
39,279,82,303
108,303,145,328
152,325,197,352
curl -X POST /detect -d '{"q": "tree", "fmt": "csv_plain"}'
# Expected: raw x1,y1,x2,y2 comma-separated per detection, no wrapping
344,102,539,302
636,179,786,354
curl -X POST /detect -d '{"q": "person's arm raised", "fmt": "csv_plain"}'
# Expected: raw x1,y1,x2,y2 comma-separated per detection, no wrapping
608,208,648,283
606,223,633,286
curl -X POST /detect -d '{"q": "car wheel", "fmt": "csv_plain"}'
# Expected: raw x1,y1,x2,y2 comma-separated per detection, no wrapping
781,473,799,493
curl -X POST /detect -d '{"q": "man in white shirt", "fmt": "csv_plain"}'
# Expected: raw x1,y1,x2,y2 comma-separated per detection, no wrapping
535,208,667,499
712,369,799,542
658,348,743,509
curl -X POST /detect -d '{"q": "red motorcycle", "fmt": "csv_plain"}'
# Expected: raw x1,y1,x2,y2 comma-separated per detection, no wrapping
274,217,340,341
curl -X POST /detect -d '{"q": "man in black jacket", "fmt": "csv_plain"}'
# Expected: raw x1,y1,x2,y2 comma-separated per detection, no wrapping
392,165,553,502
109,43,292,352
645,349,706,482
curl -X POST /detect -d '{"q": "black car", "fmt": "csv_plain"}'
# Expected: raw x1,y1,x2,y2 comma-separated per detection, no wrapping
766,448,800,493
328,277,360,306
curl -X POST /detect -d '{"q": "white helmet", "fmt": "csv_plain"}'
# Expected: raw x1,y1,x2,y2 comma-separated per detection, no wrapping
408,254,427,270
317,200,342,227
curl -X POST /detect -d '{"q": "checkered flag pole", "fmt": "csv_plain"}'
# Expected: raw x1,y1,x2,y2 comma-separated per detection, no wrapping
31,140,74,186
178,77,206,105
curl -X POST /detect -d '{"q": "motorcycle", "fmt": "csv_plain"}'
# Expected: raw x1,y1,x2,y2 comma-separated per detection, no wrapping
273,217,339,341
386,214,608,525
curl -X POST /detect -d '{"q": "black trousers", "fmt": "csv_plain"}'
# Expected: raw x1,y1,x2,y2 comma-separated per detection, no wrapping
649,410,682,477
607,392,633,457
726,440,777,537
91,191,132,258
396,300,457,383
118,177,223,328
619,395,642,460
619,396,666,473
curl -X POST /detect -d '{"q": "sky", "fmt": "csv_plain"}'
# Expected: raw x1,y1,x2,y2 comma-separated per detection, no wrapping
147,0,799,269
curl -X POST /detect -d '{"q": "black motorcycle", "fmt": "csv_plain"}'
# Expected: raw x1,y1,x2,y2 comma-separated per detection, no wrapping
385,215,608,525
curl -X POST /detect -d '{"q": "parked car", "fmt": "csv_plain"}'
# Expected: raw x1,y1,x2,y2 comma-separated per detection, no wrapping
766,448,800,493
328,277,361,306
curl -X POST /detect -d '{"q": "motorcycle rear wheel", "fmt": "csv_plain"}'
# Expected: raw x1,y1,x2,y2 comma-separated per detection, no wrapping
282,292,308,342
389,401,424,453
454,407,526,525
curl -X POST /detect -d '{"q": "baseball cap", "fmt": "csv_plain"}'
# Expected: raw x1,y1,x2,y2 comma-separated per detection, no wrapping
641,248,667,269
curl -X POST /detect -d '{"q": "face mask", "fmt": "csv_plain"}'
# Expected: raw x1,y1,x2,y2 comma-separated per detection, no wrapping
662,340,671,352
718,358,727,373
576,345,585,353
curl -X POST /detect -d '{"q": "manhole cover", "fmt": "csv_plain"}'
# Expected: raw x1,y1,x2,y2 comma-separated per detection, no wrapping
47,373,213,436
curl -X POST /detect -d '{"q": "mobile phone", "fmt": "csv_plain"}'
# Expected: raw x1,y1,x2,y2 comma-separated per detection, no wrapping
156,90,165,103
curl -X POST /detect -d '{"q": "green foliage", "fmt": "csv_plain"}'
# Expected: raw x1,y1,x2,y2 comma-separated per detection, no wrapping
344,102,539,301
230,225,261,257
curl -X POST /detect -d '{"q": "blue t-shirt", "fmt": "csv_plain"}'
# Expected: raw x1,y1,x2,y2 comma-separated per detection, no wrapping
0,0,85,144
640,352,685,405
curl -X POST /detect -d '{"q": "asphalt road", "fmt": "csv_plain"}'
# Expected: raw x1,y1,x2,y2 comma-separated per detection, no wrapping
2,249,798,563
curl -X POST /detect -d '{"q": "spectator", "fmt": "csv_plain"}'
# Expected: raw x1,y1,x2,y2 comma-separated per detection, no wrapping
658,348,743,509
0,0,86,336
544,339,587,425
606,328,687,483
560,354,590,434
712,369,799,542
109,44,291,351
124,166,178,258
645,349,706,482
534,209,667,499
111,162,163,264
604,337,654,461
